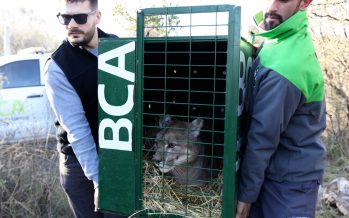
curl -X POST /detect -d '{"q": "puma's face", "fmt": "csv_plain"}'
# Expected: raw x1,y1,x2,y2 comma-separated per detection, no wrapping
152,117,203,174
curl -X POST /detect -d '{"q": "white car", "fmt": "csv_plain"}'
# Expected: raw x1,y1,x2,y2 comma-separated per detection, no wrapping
0,53,55,143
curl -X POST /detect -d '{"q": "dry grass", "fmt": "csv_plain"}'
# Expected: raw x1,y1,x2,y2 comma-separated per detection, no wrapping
317,114,349,218
0,138,72,218
141,161,223,217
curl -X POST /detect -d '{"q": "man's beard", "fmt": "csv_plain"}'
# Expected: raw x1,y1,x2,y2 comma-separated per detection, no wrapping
263,12,283,30
68,28,94,47
263,0,302,31
70,39,88,47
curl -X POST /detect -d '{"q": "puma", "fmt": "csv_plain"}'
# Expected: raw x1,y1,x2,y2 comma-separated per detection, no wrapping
152,116,211,186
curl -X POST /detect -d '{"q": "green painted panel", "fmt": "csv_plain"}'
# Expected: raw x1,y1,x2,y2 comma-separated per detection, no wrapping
98,38,136,215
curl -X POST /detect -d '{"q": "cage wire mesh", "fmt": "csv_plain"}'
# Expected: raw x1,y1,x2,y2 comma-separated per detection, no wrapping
137,5,240,217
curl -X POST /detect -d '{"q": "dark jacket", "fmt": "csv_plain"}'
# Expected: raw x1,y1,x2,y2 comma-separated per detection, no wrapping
51,28,116,155
238,11,326,202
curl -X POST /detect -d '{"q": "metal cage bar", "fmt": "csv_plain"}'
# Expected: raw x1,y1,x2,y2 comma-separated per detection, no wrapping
135,4,241,217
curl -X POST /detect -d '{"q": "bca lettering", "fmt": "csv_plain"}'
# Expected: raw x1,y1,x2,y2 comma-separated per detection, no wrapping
98,42,135,151
238,50,253,116
0,100,25,116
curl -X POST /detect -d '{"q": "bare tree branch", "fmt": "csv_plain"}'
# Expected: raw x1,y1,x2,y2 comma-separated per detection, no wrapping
311,12,349,21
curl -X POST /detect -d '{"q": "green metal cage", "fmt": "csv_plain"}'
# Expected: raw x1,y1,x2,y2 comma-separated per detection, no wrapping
97,4,255,218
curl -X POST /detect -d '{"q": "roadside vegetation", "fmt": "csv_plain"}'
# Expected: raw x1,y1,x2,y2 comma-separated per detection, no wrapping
0,139,72,218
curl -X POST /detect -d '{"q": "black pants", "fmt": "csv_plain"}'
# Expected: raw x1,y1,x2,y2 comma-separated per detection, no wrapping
59,153,126,218
249,178,320,218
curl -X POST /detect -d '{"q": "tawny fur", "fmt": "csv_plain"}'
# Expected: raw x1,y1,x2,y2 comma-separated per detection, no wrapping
152,116,210,186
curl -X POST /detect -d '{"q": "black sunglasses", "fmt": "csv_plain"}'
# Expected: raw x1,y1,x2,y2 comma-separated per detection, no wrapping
56,10,96,25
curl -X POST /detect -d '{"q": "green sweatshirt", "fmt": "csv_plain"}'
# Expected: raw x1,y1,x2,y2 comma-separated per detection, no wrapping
256,10,324,103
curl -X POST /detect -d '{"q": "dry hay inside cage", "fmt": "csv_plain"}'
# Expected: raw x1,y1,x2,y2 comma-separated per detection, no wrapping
142,161,223,217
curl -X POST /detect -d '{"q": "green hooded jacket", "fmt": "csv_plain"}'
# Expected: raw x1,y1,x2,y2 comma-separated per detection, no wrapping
255,10,324,103
238,10,326,203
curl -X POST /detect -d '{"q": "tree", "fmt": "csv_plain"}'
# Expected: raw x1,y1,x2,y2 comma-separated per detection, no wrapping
0,7,60,55
112,0,180,37
307,0,349,159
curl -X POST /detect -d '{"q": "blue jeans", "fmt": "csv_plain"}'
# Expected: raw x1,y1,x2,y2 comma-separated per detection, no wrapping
59,153,125,218
249,178,320,218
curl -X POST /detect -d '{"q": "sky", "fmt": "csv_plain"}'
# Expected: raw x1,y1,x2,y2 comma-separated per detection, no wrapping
98,0,263,37
3,0,265,40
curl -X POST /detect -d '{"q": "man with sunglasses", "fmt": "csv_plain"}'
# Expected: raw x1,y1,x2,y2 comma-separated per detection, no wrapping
44,0,122,217
236,0,326,217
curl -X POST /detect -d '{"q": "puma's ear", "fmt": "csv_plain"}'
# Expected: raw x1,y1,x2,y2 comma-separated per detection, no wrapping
190,118,204,138
159,115,172,128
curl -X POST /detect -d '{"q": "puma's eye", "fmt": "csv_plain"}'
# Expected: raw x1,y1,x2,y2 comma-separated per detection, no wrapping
168,143,176,148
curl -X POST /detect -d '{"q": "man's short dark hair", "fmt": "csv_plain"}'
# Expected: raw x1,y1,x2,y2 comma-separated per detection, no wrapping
65,0,97,10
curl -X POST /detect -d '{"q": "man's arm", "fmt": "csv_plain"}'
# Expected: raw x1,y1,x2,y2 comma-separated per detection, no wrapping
238,70,302,202
44,59,99,187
